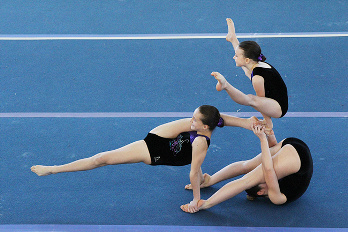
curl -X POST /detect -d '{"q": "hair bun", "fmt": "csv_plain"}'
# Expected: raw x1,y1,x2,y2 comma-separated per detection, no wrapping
217,117,224,128
258,53,265,61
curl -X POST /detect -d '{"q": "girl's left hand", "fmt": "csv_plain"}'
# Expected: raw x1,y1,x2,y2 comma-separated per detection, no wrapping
181,200,199,213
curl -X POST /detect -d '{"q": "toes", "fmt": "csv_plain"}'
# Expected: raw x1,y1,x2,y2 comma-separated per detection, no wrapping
180,204,189,213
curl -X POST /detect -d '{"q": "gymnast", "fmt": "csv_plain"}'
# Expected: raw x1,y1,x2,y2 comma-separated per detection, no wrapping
31,105,258,212
211,18,288,135
181,124,313,213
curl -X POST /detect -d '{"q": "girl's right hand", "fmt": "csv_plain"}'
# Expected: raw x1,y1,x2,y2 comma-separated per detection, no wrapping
252,124,267,139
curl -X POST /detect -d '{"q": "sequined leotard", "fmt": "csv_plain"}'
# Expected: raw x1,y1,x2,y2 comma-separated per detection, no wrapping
144,131,210,166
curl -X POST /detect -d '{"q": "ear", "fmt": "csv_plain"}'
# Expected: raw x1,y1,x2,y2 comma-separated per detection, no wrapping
257,189,265,196
203,125,209,130
245,57,251,64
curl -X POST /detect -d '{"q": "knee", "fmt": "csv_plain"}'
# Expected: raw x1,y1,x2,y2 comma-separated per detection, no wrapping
241,160,253,174
247,94,258,107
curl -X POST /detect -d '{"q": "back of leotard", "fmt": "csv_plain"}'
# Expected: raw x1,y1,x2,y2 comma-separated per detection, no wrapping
251,63,288,117
278,138,313,203
144,131,210,166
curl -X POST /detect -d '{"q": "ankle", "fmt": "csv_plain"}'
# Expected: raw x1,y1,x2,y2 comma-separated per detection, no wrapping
50,166,58,174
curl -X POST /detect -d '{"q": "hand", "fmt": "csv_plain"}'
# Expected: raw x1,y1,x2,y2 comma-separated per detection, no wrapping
252,124,267,139
188,200,199,213
181,200,199,213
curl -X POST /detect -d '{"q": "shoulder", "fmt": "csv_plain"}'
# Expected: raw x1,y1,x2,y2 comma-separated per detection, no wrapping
192,136,209,151
192,136,208,145
252,74,264,82
251,75,264,89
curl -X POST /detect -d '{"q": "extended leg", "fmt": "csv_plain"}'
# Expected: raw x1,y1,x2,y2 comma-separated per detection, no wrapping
31,140,151,176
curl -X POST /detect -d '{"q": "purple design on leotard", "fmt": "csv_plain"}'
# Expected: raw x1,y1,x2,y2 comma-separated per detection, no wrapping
169,134,189,155
189,131,210,144
169,132,210,156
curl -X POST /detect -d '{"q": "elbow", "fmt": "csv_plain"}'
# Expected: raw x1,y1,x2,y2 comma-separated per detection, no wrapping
263,166,274,174
270,196,287,205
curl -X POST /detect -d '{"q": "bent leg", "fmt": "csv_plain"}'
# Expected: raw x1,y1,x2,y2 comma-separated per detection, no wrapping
248,95,282,119
213,71,283,121
149,118,192,138
201,167,265,210
31,140,151,176
188,143,282,189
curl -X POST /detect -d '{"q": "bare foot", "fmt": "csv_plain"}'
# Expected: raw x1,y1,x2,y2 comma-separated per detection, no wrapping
249,116,261,127
226,18,236,42
185,173,211,190
211,72,227,91
31,165,54,176
180,199,205,214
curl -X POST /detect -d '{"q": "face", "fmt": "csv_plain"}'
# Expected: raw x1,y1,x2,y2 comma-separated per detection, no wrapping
190,108,207,131
233,46,247,67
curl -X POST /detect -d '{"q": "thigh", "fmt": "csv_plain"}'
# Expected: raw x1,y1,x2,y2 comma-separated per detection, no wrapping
149,118,192,138
272,145,301,179
251,95,282,118
98,140,152,165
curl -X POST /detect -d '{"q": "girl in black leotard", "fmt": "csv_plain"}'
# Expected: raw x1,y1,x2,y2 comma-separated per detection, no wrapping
181,124,313,213
211,18,288,138
31,105,257,213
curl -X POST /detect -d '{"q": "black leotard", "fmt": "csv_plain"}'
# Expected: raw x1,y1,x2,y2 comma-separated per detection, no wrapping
279,137,313,203
251,63,288,117
144,131,210,166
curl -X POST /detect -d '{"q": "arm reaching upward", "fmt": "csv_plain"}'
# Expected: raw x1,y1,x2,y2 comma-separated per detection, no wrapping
252,125,287,204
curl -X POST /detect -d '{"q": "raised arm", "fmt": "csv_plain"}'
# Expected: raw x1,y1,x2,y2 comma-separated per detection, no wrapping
252,125,287,204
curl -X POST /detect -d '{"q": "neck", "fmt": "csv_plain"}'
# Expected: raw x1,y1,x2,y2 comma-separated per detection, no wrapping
198,130,212,138
250,62,259,71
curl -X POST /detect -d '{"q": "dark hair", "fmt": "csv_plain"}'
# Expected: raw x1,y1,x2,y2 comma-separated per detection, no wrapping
198,105,221,131
238,41,266,62
245,185,262,200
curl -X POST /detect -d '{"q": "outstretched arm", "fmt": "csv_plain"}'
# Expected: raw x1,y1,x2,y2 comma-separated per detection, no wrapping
252,125,287,205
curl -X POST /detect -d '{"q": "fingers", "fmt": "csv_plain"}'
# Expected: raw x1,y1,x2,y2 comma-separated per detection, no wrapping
251,123,265,134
